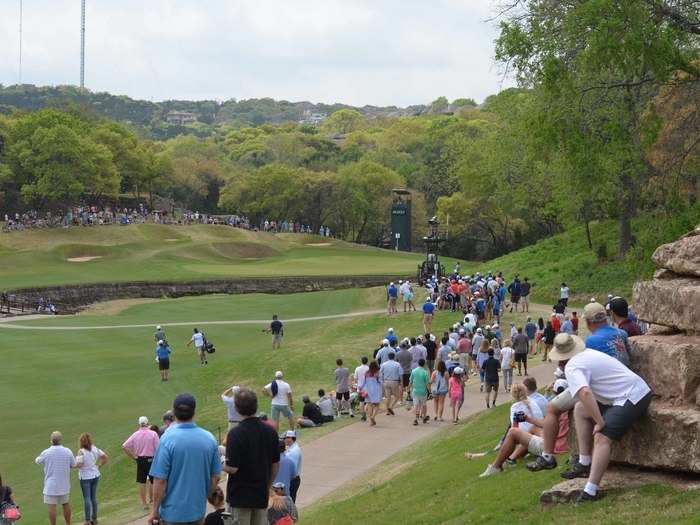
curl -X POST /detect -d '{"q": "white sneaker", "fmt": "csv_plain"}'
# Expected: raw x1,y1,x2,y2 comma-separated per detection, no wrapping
479,464,503,478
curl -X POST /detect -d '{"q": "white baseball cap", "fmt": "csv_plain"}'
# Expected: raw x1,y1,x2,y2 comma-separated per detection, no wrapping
138,416,149,426
157,339,164,345
453,367,464,375
275,371,284,379
156,325,162,330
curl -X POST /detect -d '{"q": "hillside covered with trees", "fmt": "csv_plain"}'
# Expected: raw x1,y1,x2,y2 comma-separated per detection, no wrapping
0,0,698,271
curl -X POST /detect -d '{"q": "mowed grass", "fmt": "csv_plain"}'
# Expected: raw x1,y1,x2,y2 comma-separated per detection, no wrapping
302,403,700,525
0,224,426,289
0,287,473,525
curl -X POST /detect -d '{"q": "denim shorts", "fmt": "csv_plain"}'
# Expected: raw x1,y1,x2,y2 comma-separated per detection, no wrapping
271,404,293,420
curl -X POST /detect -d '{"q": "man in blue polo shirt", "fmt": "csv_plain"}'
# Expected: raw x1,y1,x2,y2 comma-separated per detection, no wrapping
583,302,630,366
148,393,221,525
387,282,398,314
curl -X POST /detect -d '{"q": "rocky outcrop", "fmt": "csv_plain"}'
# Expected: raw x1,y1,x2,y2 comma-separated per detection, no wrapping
652,226,700,277
7,275,401,313
616,224,700,474
633,276,700,332
612,401,700,472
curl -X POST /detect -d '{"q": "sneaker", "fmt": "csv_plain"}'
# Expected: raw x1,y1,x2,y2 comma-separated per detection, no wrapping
575,490,602,504
479,464,503,478
423,415,430,424
361,414,367,421
387,408,395,416
504,458,517,467
486,402,490,409
350,413,355,418
526,455,557,471
561,460,590,479
413,419,419,426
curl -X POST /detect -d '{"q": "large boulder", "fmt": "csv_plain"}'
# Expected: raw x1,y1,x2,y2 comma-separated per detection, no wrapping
633,276,700,332
652,226,700,277
629,335,700,405
611,401,700,473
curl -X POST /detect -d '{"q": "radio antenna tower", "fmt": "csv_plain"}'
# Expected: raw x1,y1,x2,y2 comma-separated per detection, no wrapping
80,0,86,88
18,0,23,84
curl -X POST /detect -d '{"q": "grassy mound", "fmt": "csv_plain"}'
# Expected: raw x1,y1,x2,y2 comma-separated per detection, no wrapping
0,224,424,289
302,402,700,524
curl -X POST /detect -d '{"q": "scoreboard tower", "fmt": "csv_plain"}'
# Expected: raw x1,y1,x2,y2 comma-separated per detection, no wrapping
391,189,412,251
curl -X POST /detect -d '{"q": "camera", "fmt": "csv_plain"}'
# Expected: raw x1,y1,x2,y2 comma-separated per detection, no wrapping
514,411,527,423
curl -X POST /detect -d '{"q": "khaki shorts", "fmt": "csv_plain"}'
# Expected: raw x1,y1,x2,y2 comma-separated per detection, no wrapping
383,380,399,399
528,436,544,456
550,389,575,412
44,494,69,505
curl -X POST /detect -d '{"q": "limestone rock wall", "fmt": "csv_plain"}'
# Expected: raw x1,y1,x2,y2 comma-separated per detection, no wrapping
614,225,700,473
8,275,400,313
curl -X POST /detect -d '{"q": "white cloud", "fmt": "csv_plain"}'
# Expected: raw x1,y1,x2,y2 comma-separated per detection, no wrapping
0,0,514,106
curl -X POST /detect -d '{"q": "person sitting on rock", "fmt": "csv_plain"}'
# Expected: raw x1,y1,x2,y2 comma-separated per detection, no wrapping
545,332,652,503
480,380,570,477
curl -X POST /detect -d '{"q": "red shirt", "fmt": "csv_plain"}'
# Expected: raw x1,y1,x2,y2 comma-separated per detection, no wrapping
551,317,561,333
571,317,579,331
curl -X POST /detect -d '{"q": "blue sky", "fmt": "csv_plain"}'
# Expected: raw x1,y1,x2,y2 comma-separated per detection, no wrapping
0,0,514,106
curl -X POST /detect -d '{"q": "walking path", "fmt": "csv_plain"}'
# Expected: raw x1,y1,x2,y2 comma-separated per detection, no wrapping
123,361,555,525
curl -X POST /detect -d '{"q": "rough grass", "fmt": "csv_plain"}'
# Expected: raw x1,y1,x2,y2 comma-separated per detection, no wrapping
302,402,700,525
464,207,700,305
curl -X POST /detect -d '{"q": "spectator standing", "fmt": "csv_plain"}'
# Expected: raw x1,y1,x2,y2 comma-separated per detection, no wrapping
571,311,580,335
430,360,449,421
561,315,574,335
500,340,514,393
360,361,382,426
224,388,280,524
455,330,472,372
560,282,570,307
264,371,295,431
273,441,295,497
75,433,108,525
387,283,398,315
379,353,402,415
482,350,501,408
35,431,76,525
284,431,302,503
512,328,529,376
449,368,465,424
268,315,284,350
334,359,352,417
353,357,370,421
221,385,242,430
525,317,537,352
148,393,221,525
424,333,437,371
409,359,431,426
122,417,159,509
542,321,556,363
396,343,413,405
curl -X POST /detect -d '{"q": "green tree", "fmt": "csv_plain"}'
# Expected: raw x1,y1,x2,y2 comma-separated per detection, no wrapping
320,109,365,135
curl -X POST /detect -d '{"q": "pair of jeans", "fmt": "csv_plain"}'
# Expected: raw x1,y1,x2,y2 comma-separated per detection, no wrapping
79,476,99,521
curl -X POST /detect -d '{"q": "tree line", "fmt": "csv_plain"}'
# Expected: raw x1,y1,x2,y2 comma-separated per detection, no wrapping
0,0,697,259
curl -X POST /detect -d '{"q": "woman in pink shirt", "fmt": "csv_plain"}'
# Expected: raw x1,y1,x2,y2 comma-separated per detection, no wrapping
121,417,159,509
448,369,464,424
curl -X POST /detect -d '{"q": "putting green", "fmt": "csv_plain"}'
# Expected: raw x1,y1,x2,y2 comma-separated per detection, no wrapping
0,224,429,289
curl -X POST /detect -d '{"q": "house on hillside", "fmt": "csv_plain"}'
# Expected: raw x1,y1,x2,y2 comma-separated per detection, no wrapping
298,109,327,125
165,111,198,125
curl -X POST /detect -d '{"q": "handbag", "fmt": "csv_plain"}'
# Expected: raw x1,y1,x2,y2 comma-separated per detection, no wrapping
273,515,294,525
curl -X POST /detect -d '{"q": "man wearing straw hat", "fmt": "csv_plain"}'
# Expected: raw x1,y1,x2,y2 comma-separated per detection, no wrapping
537,332,652,503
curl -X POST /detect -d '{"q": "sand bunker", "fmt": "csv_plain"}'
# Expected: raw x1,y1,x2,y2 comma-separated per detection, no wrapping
67,256,103,263
305,242,332,247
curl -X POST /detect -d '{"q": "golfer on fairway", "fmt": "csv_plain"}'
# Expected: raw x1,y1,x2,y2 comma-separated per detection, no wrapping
186,328,208,365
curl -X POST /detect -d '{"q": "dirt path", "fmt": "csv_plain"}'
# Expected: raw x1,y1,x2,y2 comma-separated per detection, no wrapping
122,362,556,525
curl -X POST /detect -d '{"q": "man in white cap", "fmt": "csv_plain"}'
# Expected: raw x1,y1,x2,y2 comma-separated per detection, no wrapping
265,371,295,431
387,282,398,314
154,325,166,344
375,339,391,366
422,297,436,333
221,385,242,430
35,431,76,525
284,430,303,502
122,416,160,508
470,328,484,376
545,332,652,502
